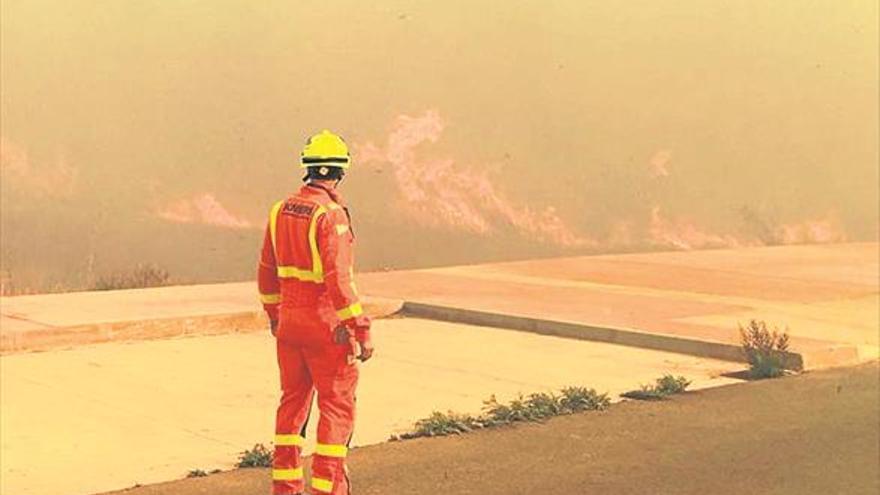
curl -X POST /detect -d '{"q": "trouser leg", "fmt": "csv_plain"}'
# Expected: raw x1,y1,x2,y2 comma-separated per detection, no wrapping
273,340,315,495
304,344,359,495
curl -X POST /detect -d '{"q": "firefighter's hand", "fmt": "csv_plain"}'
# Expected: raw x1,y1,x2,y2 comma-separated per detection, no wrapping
358,337,374,362
269,319,278,337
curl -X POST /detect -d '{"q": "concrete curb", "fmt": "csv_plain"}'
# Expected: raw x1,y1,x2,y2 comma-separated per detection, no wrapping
0,312,266,354
398,301,808,370
1,297,404,354
3,294,860,371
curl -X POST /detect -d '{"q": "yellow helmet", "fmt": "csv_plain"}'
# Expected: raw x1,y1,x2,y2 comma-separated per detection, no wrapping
300,129,350,169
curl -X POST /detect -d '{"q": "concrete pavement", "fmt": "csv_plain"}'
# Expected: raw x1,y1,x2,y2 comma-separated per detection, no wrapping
0,318,742,495
2,243,875,367
361,242,880,367
1,242,877,494
0,284,400,353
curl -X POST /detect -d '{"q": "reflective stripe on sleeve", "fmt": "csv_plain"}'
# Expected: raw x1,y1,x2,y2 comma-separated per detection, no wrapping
335,224,349,235
335,302,363,320
260,293,281,304
314,443,349,458
311,477,334,492
274,433,304,446
272,467,304,481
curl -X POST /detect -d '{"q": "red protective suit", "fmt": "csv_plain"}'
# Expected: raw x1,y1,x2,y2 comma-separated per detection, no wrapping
258,182,370,495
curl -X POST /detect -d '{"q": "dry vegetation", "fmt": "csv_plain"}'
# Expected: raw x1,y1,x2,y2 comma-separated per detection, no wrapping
91,264,171,291
740,319,791,379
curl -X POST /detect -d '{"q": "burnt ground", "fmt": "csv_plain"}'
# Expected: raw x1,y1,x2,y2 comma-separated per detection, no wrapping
104,362,879,495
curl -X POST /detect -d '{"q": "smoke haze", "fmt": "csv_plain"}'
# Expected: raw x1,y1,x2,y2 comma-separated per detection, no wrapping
1,0,877,293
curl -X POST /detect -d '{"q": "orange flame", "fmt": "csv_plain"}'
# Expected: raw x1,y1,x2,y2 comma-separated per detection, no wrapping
648,149,672,178
356,110,596,247
157,193,255,229
648,206,848,250
0,137,77,198
777,217,847,245
648,206,749,250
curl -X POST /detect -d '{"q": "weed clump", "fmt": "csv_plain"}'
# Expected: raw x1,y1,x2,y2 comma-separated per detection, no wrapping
92,263,170,291
236,444,272,468
187,469,208,478
395,386,610,440
622,375,691,401
405,411,486,437
740,320,790,379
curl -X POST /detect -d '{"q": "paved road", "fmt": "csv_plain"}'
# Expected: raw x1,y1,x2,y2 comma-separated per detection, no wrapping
106,362,879,495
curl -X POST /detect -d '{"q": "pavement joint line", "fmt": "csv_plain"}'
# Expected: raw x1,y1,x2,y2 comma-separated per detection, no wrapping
0,312,55,327
517,248,878,287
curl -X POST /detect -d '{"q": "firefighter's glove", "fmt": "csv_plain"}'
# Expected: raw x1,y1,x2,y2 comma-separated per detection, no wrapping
357,335,374,362
348,315,372,362
334,325,360,365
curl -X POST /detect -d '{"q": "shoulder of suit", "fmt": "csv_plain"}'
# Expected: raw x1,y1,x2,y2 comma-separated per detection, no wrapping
309,194,343,211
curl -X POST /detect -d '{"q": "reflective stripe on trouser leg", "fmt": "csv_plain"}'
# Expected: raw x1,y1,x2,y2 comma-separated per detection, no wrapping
311,476,335,493
273,443,305,494
273,467,304,481
311,442,349,493
273,434,305,494
315,443,348,457
305,341,358,494
274,342,314,495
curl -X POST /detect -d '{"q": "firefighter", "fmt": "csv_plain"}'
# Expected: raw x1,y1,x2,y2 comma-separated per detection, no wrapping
258,129,373,495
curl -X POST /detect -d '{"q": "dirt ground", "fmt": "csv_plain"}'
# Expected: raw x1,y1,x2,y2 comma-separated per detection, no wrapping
104,362,879,495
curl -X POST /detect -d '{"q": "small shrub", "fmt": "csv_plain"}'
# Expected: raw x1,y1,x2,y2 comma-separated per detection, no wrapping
739,320,790,379
559,386,611,412
237,444,272,468
92,263,170,291
187,469,208,478
396,386,610,440
622,375,691,401
525,392,564,418
484,394,543,423
399,411,485,439
656,375,691,394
